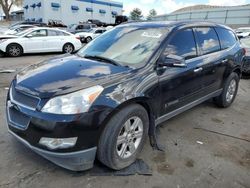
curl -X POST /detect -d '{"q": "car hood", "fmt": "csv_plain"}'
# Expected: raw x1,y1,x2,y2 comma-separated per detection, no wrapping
14,54,131,98
0,34,18,39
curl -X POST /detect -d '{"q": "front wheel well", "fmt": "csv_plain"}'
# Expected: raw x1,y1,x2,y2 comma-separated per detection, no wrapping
99,98,155,136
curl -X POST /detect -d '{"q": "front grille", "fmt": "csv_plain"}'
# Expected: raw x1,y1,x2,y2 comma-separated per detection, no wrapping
7,101,31,130
10,86,40,110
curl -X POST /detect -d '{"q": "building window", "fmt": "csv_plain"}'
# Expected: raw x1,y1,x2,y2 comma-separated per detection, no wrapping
71,6,79,11
51,3,60,8
86,8,93,12
112,11,117,16
30,3,36,8
36,2,41,8
99,9,106,14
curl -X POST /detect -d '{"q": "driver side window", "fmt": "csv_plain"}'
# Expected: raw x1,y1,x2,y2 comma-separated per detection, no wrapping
164,29,197,60
28,30,47,37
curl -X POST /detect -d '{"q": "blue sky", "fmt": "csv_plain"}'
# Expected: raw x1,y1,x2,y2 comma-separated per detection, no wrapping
116,0,250,17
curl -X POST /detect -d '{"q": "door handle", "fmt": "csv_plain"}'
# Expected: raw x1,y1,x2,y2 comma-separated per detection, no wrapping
222,59,228,63
194,67,203,73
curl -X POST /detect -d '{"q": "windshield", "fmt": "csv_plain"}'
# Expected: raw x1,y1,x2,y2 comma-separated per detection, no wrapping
14,28,33,36
77,26,167,67
240,38,250,48
68,24,77,29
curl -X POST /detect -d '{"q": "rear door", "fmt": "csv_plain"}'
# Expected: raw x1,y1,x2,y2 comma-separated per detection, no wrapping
158,28,205,116
46,30,65,52
193,27,228,93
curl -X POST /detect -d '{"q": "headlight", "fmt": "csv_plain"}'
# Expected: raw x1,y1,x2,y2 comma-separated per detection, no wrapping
41,85,103,114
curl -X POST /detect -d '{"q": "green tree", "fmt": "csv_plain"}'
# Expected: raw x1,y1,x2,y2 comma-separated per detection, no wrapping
147,9,157,20
0,0,23,20
130,8,143,21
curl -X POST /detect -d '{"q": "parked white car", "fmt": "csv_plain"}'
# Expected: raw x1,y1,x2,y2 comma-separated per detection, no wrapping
76,28,106,43
235,27,250,38
4,25,37,35
0,27,82,57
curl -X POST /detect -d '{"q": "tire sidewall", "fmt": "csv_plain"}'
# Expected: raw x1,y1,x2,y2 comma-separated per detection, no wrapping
221,72,239,107
98,105,149,170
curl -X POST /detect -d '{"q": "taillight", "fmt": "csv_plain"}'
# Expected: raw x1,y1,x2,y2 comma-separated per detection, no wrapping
75,36,80,40
243,48,247,55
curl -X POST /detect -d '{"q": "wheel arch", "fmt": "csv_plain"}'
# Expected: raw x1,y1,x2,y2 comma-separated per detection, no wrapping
97,96,155,137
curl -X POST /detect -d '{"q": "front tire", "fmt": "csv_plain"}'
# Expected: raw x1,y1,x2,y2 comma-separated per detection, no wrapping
6,44,23,57
97,104,149,170
214,72,239,108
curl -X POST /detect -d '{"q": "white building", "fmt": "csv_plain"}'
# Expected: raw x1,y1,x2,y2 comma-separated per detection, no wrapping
23,0,123,25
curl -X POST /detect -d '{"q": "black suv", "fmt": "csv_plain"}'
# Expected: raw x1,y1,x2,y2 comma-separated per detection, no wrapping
6,21,244,171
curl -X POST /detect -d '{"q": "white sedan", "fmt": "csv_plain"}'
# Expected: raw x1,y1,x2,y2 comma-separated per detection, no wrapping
0,27,82,57
76,28,106,43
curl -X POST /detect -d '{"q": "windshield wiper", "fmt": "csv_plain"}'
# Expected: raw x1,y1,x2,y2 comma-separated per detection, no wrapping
84,55,121,66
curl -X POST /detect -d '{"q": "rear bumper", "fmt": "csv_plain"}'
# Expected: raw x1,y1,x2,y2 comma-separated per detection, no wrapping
9,130,97,171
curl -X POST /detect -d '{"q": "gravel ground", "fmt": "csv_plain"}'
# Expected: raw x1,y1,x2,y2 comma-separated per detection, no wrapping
0,54,249,188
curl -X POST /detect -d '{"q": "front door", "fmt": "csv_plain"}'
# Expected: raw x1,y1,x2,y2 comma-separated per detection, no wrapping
158,28,205,116
24,29,47,53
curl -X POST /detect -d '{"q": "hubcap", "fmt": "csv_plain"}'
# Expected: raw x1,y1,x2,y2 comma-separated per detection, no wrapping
116,116,143,159
86,38,92,43
65,45,73,53
9,46,20,56
226,79,236,103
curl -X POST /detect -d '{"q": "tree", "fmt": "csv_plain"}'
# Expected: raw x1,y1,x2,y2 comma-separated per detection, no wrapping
0,0,23,20
147,9,157,20
130,8,143,21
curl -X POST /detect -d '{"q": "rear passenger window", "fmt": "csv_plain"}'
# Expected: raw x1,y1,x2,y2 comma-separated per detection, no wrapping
215,28,237,49
165,29,197,60
195,27,220,55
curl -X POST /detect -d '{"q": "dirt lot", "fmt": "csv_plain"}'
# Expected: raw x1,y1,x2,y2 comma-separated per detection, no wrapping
0,54,249,188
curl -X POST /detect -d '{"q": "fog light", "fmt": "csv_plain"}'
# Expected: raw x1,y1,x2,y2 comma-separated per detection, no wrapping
39,137,77,150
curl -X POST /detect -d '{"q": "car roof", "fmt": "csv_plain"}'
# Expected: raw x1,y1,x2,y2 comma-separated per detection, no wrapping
119,20,233,31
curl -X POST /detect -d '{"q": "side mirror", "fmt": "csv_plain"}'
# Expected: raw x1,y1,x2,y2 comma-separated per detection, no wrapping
158,54,187,68
25,34,33,38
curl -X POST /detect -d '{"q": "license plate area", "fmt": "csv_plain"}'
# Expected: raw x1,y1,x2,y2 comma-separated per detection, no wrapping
7,101,31,130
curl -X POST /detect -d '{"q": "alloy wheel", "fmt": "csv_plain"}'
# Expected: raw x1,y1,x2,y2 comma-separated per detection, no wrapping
9,46,21,56
64,44,73,53
116,116,143,159
226,79,236,103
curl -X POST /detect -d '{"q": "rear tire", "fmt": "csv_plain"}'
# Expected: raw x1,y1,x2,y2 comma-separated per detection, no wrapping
6,44,23,57
63,43,74,54
214,72,239,108
97,104,149,170
85,37,92,43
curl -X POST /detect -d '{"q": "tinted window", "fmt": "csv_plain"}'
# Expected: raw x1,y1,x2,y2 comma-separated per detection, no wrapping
95,30,103,34
165,29,197,60
215,28,237,49
195,27,220,55
47,30,58,36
